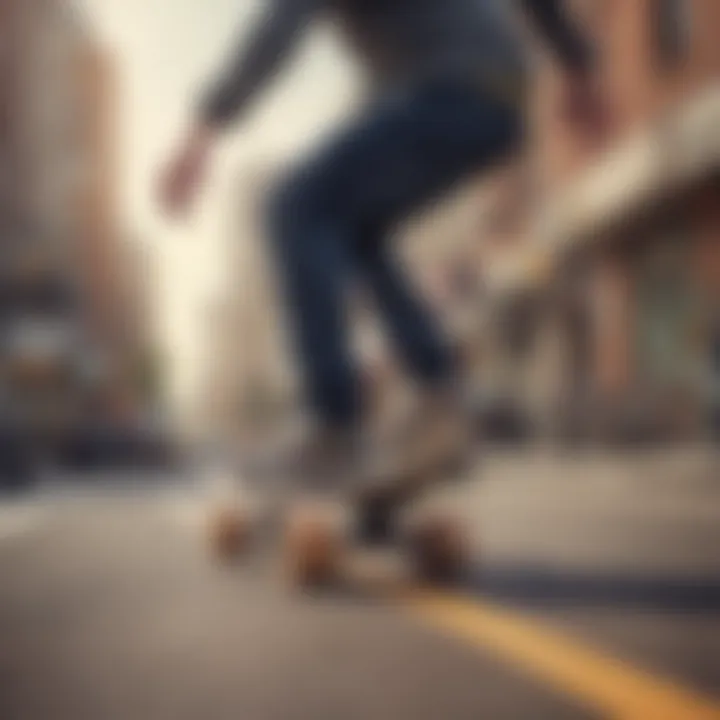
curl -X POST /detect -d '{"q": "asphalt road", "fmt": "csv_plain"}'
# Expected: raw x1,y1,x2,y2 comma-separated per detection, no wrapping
1,449,719,720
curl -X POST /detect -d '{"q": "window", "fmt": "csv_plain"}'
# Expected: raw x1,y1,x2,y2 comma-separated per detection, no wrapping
653,0,692,70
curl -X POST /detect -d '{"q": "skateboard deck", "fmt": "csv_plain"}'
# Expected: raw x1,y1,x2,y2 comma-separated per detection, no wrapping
204,456,474,591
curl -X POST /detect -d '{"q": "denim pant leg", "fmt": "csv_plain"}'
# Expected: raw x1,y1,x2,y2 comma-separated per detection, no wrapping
267,83,523,429
267,179,362,428
355,233,454,384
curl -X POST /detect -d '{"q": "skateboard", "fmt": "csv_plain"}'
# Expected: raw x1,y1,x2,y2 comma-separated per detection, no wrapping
204,454,473,591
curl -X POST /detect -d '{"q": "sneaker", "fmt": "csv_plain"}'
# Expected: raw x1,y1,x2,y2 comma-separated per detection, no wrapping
362,385,474,499
241,421,363,494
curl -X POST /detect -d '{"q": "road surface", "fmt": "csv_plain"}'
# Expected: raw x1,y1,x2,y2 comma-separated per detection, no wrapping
1,449,719,719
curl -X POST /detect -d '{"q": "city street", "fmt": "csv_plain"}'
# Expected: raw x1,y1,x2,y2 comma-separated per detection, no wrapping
1,450,719,720
3,0,719,717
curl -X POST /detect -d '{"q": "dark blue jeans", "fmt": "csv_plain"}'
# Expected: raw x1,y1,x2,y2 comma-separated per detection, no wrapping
267,80,523,428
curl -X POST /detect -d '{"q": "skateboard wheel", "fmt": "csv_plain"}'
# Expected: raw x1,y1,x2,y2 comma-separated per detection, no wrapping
284,504,343,588
207,504,252,561
407,514,468,585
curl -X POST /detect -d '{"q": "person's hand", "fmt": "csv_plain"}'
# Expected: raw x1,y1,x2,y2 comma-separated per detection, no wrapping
158,124,215,218
560,71,612,143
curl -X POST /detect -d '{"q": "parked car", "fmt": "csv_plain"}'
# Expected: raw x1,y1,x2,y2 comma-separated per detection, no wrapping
58,420,176,472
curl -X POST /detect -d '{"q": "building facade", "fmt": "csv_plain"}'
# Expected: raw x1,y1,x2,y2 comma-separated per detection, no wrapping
197,159,299,444
483,0,720,442
0,0,155,475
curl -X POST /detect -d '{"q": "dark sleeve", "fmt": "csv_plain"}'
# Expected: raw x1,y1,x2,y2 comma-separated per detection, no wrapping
199,0,320,128
519,0,595,74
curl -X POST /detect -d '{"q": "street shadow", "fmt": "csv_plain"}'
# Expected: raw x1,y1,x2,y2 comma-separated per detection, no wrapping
465,564,720,613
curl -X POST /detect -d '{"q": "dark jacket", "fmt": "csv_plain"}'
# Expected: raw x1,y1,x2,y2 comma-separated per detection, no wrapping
200,0,594,127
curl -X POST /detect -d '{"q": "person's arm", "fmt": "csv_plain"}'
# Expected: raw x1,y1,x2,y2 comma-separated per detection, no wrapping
519,0,595,76
199,0,320,130
158,0,321,217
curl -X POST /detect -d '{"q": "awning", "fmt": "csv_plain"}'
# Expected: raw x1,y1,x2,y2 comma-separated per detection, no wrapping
488,84,720,295
538,84,720,251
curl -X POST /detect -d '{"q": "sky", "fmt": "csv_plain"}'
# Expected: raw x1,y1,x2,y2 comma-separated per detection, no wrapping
80,0,360,422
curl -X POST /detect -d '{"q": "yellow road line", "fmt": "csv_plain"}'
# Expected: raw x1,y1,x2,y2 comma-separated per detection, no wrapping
401,590,720,720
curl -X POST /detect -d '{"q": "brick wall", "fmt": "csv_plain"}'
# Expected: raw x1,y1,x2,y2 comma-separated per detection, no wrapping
688,181,720,303
534,0,720,194
590,248,634,396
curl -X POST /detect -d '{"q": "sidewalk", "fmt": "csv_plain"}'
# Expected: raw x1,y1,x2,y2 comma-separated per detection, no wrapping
438,445,720,576
479,444,718,493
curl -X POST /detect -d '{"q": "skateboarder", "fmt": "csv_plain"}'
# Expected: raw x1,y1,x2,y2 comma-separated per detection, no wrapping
159,0,605,492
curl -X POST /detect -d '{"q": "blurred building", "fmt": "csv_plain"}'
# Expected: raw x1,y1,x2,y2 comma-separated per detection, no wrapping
198,159,298,444
0,0,158,476
479,0,720,443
